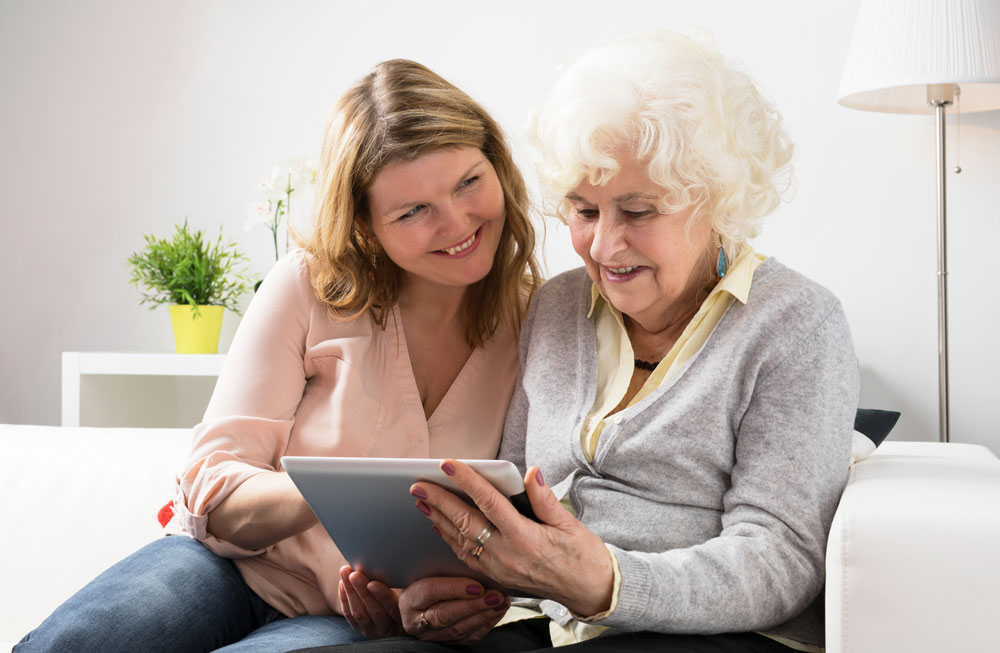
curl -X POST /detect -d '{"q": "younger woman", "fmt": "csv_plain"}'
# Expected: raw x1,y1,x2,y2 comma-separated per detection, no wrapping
16,59,540,653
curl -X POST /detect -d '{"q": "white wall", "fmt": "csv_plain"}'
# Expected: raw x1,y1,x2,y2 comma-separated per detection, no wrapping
1,0,997,453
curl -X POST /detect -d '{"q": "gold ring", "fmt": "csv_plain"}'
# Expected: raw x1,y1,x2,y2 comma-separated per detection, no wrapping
418,611,431,631
471,544,484,560
473,523,494,548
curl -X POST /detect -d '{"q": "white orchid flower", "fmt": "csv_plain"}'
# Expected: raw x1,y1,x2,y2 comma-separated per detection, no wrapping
257,169,289,203
249,156,317,263
245,201,272,231
288,158,318,192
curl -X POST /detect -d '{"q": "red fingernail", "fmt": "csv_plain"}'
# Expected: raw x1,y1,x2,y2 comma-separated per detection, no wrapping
536,469,545,486
484,593,500,606
466,584,482,596
416,501,431,516
411,487,427,499
441,461,455,476
432,525,441,535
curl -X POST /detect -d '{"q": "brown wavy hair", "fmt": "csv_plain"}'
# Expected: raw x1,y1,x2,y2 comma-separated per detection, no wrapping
299,59,540,347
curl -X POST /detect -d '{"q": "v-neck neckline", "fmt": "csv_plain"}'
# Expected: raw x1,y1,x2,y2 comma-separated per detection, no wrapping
388,304,484,434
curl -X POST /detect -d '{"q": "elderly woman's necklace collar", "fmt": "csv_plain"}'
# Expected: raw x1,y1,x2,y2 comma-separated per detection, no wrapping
625,314,686,371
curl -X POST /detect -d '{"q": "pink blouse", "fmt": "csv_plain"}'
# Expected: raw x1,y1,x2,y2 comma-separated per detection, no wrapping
168,250,518,617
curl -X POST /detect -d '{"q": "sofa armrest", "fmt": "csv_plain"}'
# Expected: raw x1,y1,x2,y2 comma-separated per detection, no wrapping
826,441,1000,652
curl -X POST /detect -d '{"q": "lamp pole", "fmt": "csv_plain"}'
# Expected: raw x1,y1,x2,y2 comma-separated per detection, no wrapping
929,84,953,443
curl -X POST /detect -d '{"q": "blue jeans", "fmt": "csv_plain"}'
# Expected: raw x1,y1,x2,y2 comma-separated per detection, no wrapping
16,535,365,652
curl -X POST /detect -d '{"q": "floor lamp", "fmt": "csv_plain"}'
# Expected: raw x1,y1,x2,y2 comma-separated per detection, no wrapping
837,0,1000,443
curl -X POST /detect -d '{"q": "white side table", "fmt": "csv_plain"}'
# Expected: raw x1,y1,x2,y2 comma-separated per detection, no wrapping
61,352,226,427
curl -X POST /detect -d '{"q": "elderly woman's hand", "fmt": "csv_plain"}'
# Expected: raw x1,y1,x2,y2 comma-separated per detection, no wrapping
338,567,509,643
410,461,614,618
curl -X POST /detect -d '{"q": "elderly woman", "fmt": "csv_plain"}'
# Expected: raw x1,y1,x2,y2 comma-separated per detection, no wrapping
16,60,539,653
328,31,859,653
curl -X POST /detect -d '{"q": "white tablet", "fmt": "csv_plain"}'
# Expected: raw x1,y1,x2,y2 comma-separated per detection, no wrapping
281,456,536,588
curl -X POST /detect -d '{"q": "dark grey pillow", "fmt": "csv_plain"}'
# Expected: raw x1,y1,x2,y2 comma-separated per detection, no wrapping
854,408,900,447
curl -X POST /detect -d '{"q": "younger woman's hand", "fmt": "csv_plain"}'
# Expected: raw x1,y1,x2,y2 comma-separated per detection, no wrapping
338,566,403,640
398,577,509,645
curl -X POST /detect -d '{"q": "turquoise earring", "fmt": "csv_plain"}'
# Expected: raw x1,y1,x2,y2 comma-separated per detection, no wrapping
716,238,729,278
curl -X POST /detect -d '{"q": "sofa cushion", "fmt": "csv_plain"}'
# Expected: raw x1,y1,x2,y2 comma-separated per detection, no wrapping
854,408,900,447
0,424,191,649
850,408,900,464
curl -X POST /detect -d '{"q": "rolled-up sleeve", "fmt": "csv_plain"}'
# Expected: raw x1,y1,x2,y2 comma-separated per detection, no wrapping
171,252,315,558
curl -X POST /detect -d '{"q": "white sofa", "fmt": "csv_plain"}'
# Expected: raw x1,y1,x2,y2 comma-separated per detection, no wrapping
825,440,1000,652
1,425,192,652
2,424,998,652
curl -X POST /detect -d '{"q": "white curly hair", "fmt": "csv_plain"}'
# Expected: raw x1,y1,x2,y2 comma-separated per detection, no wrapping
531,30,794,261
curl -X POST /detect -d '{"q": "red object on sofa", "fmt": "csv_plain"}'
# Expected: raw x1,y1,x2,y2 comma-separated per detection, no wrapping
157,500,175,527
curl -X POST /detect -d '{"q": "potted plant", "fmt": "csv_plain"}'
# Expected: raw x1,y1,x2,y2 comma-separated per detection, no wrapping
127,220,252,353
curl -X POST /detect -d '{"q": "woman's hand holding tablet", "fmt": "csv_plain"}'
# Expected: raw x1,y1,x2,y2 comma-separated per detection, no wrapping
281,456,536,588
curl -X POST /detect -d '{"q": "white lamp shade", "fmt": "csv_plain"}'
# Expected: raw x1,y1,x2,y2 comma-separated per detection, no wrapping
838,0,1000,114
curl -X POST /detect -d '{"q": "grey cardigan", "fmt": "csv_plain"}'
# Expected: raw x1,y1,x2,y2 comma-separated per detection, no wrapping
499,258,859,647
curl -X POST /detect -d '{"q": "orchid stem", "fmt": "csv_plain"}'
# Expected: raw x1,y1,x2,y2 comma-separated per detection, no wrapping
285,175,292,255
271,201,281,261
